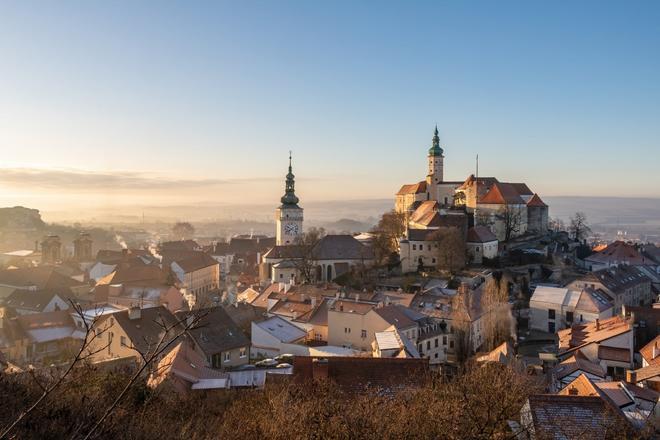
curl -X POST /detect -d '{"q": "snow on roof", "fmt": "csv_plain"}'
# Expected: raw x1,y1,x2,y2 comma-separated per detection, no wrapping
375,331,401,351
2,250,35,257
255,316,307,343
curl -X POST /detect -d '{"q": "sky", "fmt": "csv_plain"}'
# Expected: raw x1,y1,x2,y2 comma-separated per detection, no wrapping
0,1,659,215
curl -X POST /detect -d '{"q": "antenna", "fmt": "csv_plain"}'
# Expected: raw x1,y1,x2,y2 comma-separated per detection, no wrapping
474,154,479,225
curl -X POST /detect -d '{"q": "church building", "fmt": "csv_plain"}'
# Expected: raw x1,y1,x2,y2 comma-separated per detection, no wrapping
261,154,374,283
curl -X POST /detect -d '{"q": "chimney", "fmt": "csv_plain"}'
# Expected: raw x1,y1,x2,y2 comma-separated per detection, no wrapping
339,303,344,312
278,282,285,292
653,343,659,360
128,306,141,320
626,370,637,384
122,248,129,258
311,297,317,308
355,293,360,303
595,319,600,330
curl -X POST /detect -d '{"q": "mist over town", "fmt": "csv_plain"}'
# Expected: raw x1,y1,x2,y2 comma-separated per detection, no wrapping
1,2,660,439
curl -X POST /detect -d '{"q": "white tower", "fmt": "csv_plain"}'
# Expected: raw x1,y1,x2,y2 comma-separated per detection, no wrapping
425,125,445,202
275,152,303,246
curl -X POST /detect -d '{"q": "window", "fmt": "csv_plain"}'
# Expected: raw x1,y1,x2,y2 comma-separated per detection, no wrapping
344,327,351,334
449,340,454,349
565,311,573,323
432,258,436,264
361,330,367,339
224,352,231,362
548,322,555,333
426,341,431,350
434,353,438,359
120,336,127,347
435,338,439,348
443,336,447,345
412,244,417,251
427,245,431,251
279,273,283,279
548,309,556,320
239,347,247,358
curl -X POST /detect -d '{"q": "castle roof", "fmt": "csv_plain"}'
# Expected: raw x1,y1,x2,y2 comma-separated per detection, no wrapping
396,181,427,196
479,182,526,205
527,193,548,208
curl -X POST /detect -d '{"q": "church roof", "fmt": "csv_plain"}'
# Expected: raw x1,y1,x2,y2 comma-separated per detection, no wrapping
280,153,300,207
311,235,374,261
262,245,308,260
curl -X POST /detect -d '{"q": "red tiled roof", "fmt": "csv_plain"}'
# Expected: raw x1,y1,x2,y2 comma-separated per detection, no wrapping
526,193,548,208
526,395,618,438
585,241,648,266
510,183,533,196
396,181,427,195
554,350,606,380
557,316,631,353
640,335,660,366
479,183,525,205
293,356,428,392
597,346,630,363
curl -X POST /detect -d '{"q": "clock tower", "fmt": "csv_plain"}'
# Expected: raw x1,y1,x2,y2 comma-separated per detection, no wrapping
276,152,303,246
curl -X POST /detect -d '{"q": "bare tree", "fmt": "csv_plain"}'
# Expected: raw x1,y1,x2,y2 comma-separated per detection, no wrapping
0,301,112,439
370,210,406,265
450,288,474,364
430,227,466,273
78,308,210,440
497,203,522,242
481,276,515,352
569,212,591,242
293,227,325,284
171,222,195,240
549,217,565,232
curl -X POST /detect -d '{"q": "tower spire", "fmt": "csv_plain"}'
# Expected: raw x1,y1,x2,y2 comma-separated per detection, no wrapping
281,151,299,206
428,125,443,156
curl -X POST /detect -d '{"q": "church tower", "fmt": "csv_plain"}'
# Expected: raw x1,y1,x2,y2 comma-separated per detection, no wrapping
275,152,303,246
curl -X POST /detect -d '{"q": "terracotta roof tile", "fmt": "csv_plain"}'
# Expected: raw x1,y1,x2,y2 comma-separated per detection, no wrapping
526,193,548,207
396,181,427,195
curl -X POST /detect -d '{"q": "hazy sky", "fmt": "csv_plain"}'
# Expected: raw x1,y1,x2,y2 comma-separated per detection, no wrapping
1,1,659,213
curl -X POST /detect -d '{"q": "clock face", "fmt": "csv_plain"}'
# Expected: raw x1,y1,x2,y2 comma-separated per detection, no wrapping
284,222,299,235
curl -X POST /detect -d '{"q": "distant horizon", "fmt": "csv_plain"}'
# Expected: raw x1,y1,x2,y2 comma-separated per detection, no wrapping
1,2,659,207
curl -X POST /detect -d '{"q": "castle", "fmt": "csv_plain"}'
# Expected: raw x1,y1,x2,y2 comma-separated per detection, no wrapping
395,127,549,242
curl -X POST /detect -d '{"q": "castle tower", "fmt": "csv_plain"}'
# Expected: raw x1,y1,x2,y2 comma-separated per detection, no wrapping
426,125,444,186
41,235,62,264
426,125,445,201
275,152,303,246
73,232,93,261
